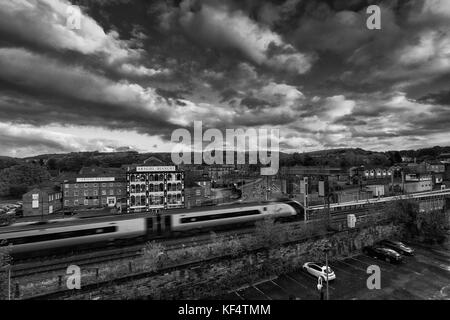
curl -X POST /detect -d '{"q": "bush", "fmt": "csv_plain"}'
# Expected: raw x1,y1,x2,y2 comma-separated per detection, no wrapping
0,243,12,299
387,199,448,242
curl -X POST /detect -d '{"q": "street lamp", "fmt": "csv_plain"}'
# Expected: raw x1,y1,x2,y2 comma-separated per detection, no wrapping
323,241,332,300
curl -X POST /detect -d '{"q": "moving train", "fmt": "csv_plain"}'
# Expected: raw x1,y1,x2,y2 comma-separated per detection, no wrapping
0,200,303,258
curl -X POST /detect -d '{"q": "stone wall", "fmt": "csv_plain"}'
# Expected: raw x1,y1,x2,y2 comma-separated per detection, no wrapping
55,223,404,300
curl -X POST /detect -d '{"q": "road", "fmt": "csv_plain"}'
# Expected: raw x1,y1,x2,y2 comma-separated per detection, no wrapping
215,240,450,300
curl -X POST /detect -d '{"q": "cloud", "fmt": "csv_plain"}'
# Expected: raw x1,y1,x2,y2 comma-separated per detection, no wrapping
177,1,314,74
418,90,450,105
0,47,183,137
0,122,122,157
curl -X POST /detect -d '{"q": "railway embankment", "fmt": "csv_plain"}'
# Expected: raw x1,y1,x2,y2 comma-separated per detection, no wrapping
24,219,405,300
7,199,449,300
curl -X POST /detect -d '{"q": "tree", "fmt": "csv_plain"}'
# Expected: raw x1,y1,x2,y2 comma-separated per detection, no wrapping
141,241,166,271
0,163,51,197
387,199,448,243
254,218,286,248
0,243,11,299
47,158,57,170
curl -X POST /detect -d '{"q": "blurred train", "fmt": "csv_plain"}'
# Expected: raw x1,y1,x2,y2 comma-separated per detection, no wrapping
0,200,303,258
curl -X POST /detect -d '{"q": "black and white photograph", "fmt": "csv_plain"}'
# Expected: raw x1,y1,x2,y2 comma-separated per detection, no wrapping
0,0,449,307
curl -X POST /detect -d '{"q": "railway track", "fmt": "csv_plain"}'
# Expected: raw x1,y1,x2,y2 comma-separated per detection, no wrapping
11,228,254,278
10,207,391,279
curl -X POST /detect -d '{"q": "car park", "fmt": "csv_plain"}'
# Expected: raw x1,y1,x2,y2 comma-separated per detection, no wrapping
377,240,414,256
302,262,336,281
362,245,403,263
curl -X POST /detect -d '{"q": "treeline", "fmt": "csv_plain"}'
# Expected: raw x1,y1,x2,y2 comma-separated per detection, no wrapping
0,163,51,197
38,152,174,173
398,146,450,160
280,149,396,168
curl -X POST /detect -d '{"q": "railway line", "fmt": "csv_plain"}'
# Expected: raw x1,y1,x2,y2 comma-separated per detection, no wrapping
10,227,253,279
4,189,449,283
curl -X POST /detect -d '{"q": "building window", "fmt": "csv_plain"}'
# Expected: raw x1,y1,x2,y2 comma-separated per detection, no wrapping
74,191,79,196
109,189,114,195
65,184,69,189
74,200,79,206
93,190,98,196
109,183,114,187
94,183,98,188
84,183,88,188
102,190,106,196
64,200,69,206
195,189,201,196
93,199,99,205
102,183,106,187
117,189,121,194
65,191,69,197
75,184,79,188
84,199,89,205
102,198,107,205
84,190,88,196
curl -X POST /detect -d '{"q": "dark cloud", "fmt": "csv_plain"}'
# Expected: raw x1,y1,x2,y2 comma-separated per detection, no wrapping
0,0,449,156
418,90,450,106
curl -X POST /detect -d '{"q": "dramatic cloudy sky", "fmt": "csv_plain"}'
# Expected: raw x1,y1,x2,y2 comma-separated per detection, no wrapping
0,0,449,157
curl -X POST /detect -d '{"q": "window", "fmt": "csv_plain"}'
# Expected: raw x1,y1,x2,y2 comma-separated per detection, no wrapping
93,190,98,196
94,183,98,188
93,199,99,205
102,190,106,196
195,189,201,196
74,200,79,206
64,200,69,206
32,198,39,209
84,190,88,196
64,184,69,189
84,199,88,205
117,189,121,194
84,183,88,188
75,184,79,188
74,191,79,196
180,210,261,223
109,183,114,187
65,191,69,197
5,226,118,245
102,183,106,187
109,189,114,195
101,198,107,205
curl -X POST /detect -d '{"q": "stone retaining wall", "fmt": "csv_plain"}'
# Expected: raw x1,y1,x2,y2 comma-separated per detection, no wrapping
58,223,404,300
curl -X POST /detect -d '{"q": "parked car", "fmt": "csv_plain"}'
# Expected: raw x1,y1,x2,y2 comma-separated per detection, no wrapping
363,246,403,263
377,240,414,256
302,262,336,280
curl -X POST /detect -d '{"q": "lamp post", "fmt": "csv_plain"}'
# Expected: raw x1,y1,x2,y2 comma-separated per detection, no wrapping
323,241,332,300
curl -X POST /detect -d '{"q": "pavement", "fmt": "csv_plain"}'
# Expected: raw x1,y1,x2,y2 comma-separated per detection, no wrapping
215,240,450,300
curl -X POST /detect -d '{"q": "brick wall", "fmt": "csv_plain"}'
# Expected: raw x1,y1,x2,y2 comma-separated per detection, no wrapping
50,223,404,300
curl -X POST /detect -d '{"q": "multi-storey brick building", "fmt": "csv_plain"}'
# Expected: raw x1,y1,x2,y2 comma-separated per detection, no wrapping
184,181,209,208
22,186,62,217
126,165,184,213
62,176,126,209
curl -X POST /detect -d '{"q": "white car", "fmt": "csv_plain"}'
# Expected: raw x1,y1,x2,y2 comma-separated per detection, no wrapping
302,262,336,281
